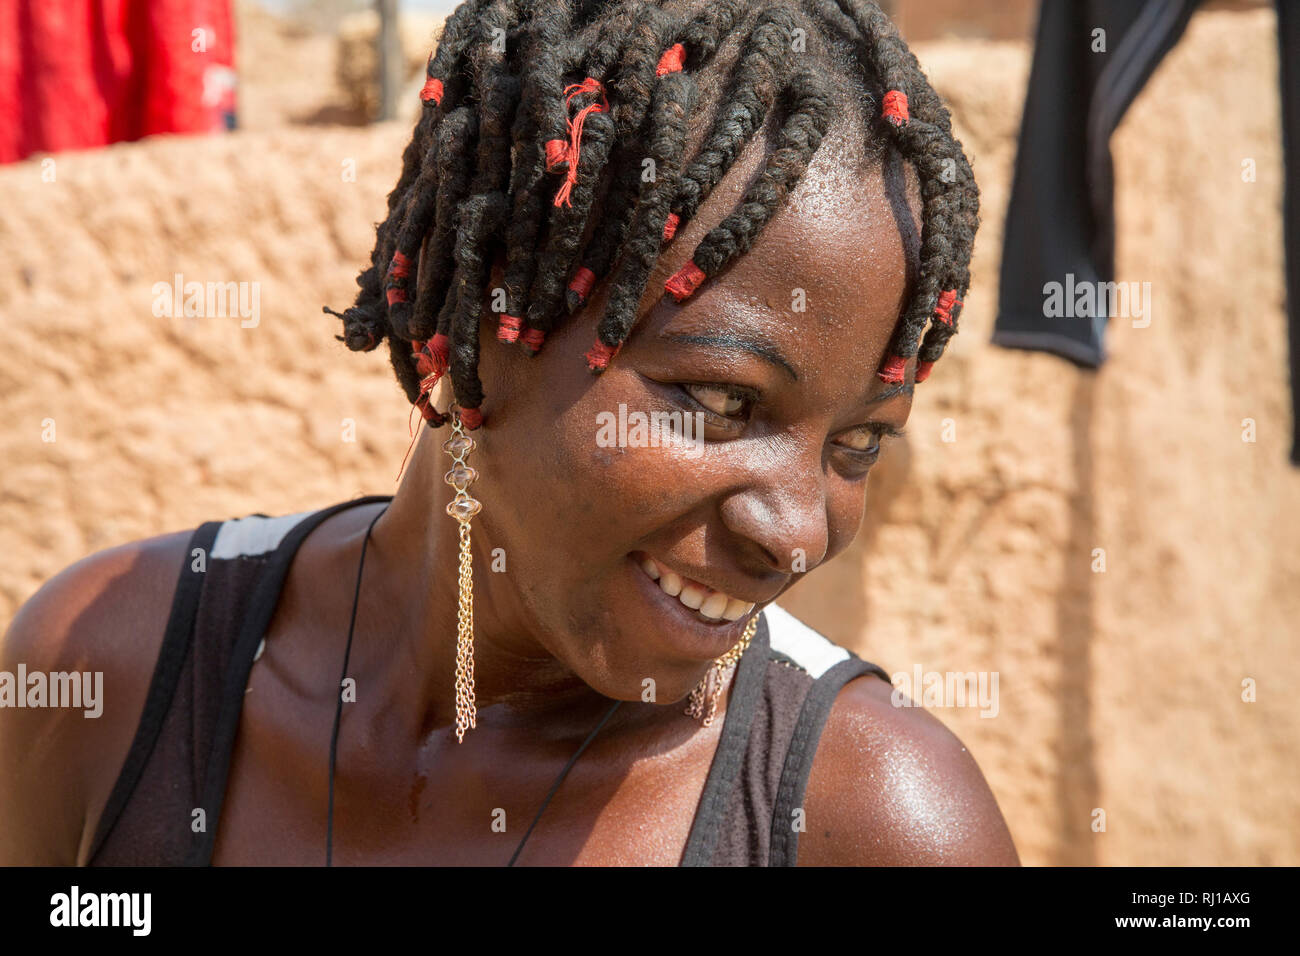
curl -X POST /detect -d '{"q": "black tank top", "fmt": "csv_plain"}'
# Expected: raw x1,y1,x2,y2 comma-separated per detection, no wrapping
86,495,891,866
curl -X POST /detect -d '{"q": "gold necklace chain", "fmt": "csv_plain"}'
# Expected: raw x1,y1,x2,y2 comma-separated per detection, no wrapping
684,613,759,726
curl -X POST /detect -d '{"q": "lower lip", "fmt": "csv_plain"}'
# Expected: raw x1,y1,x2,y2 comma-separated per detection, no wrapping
627,556,753,661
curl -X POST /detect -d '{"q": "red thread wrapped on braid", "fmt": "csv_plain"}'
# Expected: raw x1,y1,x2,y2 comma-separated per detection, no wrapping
519,327,546,354
553,78,608,208
584,338,621,372
655,43,685,77
662,212,681,242
877,354,907,384
414,332,451,380
882,90,909,127
664,260,706,302
386,250,413,306
567,266,597,307
544,138,569,171
420,77,444,105
933,289,959,325
497,314,523,343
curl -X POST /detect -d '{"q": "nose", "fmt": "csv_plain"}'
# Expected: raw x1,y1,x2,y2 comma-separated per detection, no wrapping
717,443,830,575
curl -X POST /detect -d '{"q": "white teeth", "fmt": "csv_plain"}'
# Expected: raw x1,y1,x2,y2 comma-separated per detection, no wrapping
678,583,706,610
722,597,751,622
699,592,728,620
638,556,756,624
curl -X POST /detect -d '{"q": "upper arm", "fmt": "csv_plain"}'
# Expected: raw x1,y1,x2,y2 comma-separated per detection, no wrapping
797,674,1020,866
0,531,190,865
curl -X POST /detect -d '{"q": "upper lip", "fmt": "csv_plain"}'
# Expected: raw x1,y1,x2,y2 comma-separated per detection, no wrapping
631,550,781,605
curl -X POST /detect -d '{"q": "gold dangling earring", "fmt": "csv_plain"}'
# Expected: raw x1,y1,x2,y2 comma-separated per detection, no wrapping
685,615,759,727
443,403,480,743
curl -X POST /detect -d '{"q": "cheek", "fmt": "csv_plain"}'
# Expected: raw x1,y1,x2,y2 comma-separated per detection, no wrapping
824,476,869,563
472,363,705,575
549,374,716,532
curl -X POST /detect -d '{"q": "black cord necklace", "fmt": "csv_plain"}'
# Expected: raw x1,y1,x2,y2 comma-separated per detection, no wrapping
325,502,622,866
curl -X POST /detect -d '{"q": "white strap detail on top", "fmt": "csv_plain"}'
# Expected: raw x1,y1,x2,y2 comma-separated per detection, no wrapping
209,509,317,560
764,603,851,679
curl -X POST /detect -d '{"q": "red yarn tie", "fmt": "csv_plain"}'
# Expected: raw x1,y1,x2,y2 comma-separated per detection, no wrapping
519,327,546,353
387,250,412,280
877,354,907,384
414,346,435,378
882,90,909,127
933,289,960,325
655,43,685,77
426,333,450,376
568,266,596,301
413,334,449,383
398,337,449,481
585,338,620,371
664,260,706,302
544,138,569,171
662,212,681,242
915,360,935,383
553,78,608,208
458,406,483,430
385,251,412,306
497,314,523,343
420,77,444,105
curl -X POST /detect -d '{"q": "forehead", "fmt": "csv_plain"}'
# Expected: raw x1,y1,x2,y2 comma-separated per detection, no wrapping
636,123,922,384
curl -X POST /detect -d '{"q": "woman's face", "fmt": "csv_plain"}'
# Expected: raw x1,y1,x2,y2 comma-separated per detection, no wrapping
463,129,921,702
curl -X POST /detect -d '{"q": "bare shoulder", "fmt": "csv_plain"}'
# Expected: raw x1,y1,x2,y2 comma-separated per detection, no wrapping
0,528,194,864
798,672,1020,866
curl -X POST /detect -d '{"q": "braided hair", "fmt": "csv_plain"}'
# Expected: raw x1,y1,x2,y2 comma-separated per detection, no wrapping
326,0,979,431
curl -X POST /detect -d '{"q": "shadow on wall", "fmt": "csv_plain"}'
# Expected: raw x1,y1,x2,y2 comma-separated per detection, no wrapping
1056,372,1099,865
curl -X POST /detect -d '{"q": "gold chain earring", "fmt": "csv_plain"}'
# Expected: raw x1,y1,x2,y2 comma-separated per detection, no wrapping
685,615,759,727
443,404,480,743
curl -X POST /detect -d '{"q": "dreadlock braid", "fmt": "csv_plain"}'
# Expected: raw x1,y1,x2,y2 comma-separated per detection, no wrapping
524,109,617,339
570,1,657,94
346,0,494,345
534,0,582,171
449,191,511,416
328,0,981,427
562,3,678,313
680,0,748,66
495,0,581,341
671,6,800,227
592,69,699,366
667,62,833,299
814,0,978,380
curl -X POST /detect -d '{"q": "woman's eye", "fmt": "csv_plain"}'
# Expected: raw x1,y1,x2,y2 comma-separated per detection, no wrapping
834,428,882,454
682,383,748,417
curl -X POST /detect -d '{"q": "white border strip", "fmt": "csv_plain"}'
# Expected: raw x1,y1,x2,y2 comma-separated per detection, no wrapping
764,603,850,679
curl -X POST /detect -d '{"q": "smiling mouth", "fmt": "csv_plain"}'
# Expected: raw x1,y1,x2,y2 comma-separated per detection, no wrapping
632,553,756,624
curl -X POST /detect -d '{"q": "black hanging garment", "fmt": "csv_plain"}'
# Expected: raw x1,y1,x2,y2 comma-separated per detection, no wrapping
993,0,1300,464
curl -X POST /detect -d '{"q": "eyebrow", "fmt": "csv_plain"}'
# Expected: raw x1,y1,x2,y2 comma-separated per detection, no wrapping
661,331,799,381
662,330,917,408
867,382,914,405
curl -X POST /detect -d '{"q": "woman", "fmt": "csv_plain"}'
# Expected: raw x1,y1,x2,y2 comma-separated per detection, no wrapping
1,0,1018,865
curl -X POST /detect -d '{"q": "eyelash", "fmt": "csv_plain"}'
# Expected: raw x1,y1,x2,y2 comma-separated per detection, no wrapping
676,382,905,455
678,382,757,422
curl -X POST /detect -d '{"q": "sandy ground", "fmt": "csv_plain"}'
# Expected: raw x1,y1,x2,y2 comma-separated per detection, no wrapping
1,6,1297,865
